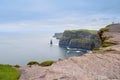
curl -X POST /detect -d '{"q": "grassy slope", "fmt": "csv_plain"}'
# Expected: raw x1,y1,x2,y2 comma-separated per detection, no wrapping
0,64,20,80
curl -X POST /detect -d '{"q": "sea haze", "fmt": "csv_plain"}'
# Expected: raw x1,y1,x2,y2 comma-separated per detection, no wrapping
0,32,86,65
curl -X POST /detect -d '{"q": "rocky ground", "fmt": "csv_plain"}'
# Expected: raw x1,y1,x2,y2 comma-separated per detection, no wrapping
19,52,120,80
19,24,120,80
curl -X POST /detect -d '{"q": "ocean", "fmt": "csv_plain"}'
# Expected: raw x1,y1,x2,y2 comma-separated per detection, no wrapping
0,32,87,65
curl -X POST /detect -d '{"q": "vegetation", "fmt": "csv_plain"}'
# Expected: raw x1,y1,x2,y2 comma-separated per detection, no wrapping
93,49,106,53
102,42,116,47
58,58,63,61
61,29,98,42
62,29,97,39
100,27,109,32
27,60,54,67
98,25,116,48
59,29,101,50
60,36,70,40
27,61,40,65
102,36,112,41
98,26,109,42
79,29,97,34
93,48,115,53
14,65,21,68
0,64,20,80
39,60,54,67
71,38,94,43
64,29,97,35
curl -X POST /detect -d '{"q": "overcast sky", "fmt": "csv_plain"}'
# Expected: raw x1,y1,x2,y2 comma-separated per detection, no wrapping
0,0,120,32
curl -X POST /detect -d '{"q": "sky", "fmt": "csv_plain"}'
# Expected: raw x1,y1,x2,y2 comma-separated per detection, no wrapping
0,0,120,33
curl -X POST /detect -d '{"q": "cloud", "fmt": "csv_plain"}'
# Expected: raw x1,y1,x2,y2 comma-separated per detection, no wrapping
0,13,120,33
0,0,120,32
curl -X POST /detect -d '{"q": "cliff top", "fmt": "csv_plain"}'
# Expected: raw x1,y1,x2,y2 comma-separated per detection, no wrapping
64,29,97,34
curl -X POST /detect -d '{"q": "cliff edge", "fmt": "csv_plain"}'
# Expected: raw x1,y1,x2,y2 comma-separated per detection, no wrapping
19,24,120,80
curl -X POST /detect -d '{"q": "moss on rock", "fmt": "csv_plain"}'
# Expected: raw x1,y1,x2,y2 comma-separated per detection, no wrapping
27,61,40,65
39,60,54,67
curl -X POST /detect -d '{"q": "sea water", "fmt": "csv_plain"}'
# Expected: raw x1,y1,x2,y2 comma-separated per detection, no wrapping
0,32,87,65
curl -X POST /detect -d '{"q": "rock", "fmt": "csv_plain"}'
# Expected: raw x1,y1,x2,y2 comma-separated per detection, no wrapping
19,52,120,80
53,33,63,39
69,38,95,50
59,37,70,47
99,23,120,52
59,30,101,50
108,23,120,32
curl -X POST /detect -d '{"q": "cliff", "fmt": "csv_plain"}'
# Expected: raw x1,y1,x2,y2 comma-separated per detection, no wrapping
59,29,101,50
53,33,63,39
19,24,120,80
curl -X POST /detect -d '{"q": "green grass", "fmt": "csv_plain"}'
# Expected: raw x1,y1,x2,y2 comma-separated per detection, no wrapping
0,64,20,80
64,29,97,34
102,42,116,47
100,27,109,32
71,38,94,43
93,48,115,53
98,27,109,40
99,26,114,48
39,60,54,67
27,60,54,67
27,61,39,65
102,36,112,41
93,49,106,53
14,65,21,68
79,29,97,34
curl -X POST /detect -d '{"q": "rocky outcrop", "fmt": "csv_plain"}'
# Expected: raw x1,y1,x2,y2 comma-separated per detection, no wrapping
59,30,101,50
19,52,120,80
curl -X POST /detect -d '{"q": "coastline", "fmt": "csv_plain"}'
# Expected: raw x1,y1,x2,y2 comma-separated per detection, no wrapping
18,24,120,80
1,24,120,80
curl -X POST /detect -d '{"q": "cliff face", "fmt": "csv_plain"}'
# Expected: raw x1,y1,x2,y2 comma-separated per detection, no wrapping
59,30,101,50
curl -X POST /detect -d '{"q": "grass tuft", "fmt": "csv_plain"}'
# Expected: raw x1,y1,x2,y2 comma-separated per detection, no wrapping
39,60,54,67
102,42,116,47
100,27,109,32
27,60,54,67
27,61,39,65
93,48,115,53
